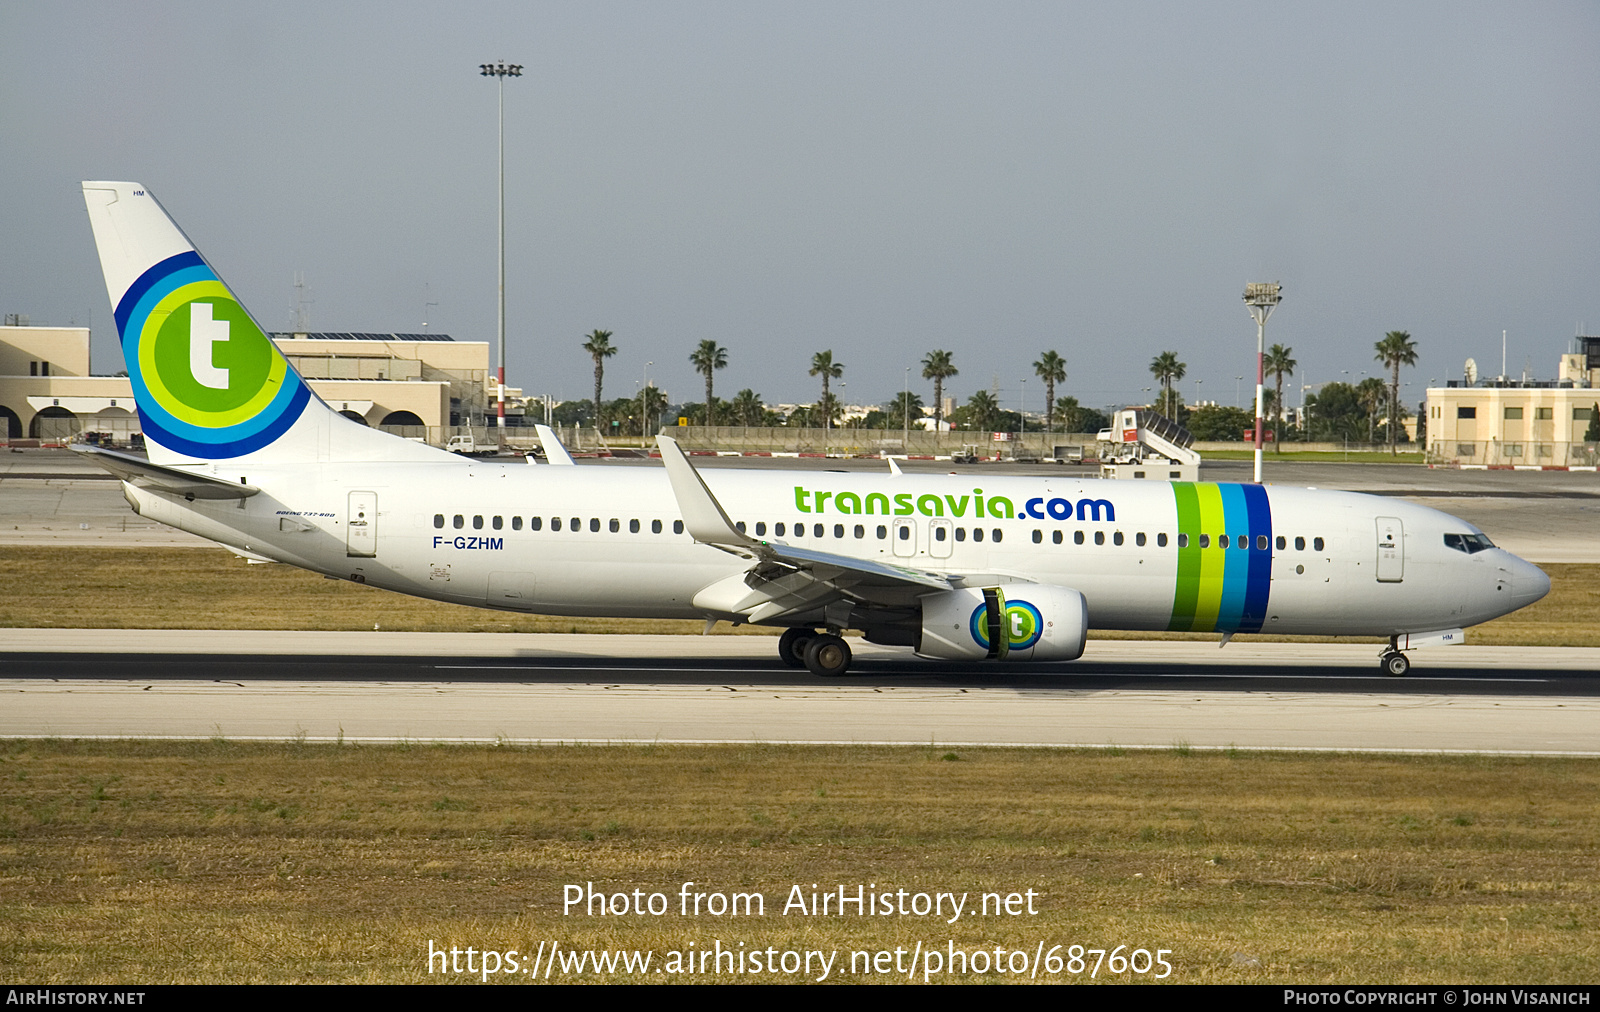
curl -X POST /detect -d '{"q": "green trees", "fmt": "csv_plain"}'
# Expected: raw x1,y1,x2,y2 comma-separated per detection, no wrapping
921,350,958,430
1356,377,1388,444
688,340,728,425
729,388,767,427
1263,344,1296,447
1033,351,1066,432
1375,331,1419,453
887,390,924,431
1587,403,1600,443
1149,351,1186,419
581,330,616,423
809,351,843,430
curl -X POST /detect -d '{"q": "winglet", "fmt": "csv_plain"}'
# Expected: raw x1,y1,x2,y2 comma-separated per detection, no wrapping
656,435,760,553
886,456,904,476
535,424,576,465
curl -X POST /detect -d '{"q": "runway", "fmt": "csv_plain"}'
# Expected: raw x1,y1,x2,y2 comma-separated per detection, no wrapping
4,631,1597,755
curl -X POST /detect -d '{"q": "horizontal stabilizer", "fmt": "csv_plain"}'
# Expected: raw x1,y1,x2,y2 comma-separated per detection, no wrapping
73,445,259,499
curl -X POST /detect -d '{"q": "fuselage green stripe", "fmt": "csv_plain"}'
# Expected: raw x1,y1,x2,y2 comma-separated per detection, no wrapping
1168,482,1202,630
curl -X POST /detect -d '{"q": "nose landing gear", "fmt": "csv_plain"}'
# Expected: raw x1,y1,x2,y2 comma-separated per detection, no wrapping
1379,638,1410,677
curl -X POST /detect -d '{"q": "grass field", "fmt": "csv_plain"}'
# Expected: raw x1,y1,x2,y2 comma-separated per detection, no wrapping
1,740,1595,984
1199,449,1427,463
1,547,1593,646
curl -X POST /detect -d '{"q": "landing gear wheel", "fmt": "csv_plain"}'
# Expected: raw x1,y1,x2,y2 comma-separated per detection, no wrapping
778,628,814,669
1381,651,1410,677
803,634,852,677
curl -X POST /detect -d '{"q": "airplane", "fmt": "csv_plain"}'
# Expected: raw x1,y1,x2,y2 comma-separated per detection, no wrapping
75,181,1551,678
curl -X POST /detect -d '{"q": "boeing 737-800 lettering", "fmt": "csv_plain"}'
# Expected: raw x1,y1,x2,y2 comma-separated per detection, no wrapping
76,181,1550,677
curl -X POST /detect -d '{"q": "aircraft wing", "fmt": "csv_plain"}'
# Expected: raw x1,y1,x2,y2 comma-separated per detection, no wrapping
73,445,261,500
657,436,950,623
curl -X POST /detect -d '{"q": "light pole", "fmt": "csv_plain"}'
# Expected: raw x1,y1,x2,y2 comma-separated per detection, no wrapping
481,60,522,450
1243,282,1283,483
903,366,910,451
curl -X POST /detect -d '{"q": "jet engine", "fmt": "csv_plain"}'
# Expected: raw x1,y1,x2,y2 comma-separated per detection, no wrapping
916,585,1088,662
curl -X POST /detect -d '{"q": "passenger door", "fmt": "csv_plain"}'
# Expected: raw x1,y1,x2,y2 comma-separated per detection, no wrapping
892,517,917,558
347,491,377,557
928,519,953,559
1375,516,1403,583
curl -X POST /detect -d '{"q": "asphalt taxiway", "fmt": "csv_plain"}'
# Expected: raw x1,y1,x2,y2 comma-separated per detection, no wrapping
4,632,1597,754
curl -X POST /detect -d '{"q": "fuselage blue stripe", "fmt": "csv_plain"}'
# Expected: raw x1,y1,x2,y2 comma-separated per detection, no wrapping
1239,483,1274,633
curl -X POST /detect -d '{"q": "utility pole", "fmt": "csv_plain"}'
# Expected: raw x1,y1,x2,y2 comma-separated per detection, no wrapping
1243,282,1283,484
480,60,522,450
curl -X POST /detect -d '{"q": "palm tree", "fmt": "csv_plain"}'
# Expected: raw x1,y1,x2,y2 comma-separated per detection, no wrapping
688,340,728,425
637,384,668,436
887,390,923,432
1033,350,1066,432
921,350,958,430
729,388,765,427
1149,351,1186,419
809,351,843,432
1263,343,1296,449
1356,376,1387,445
1374,330,1419,454
1054,395,1084,434
581,330,616,424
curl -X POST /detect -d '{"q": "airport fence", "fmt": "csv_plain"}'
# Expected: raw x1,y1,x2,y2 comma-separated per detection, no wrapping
1426,439,1600,468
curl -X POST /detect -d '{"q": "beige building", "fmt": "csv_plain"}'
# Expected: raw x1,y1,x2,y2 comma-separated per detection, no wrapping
0,325,496,447
1424,337,1600,467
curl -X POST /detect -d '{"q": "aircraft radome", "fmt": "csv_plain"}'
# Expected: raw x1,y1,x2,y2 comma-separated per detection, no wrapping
76,181,1550,678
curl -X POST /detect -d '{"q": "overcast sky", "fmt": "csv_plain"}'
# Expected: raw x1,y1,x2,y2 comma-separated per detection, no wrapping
4,2,1598,414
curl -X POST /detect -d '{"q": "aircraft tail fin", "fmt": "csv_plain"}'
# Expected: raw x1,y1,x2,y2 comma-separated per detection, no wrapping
81,182,449,466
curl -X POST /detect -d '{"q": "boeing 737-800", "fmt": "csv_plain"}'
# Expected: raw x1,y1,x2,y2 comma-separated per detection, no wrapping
76,181,1550,678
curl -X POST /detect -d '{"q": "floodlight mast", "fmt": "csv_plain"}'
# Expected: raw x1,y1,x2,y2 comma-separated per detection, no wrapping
481,60,522,450
1243,282,1282,484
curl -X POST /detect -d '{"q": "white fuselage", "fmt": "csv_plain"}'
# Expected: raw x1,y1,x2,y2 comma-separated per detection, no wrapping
122,461,1548,640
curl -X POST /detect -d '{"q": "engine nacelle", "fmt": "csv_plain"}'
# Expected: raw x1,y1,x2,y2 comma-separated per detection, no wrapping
916,585,1088,662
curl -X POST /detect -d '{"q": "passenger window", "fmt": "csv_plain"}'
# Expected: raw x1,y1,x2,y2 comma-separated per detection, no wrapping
735,521,746,533
453,515,464,529
1199,534,1210,548
610,519,620,533
992,529,1002,543
674,520,685,535
898,526,910,541
652,519,662,534
1219,534,1229,549
1157,533,1168,547
1276,535,1286,550
570,517,580,531
473,515,484,530
833,524,844,538
755,522,766,536
775,522,786,536
590,518,600,533
935,527,947,542
433,514,444,529
1113,532,1124,546
955,528,966,542
1295,536,1306,550
973,528,985,543
630,519,640,533
1074,531,1085,545
876,525,887,539
1094,531,1105,546
1313,537,1324,552
793,523,804,538
530,517,542,531
1257,535,1268,551
552,517,563,531
1177,534,1189,548
511,516,522,531
1053,530,1063,545
1032,530,1042,544
492,516,503,530
814,524,824,538
854,524,864,539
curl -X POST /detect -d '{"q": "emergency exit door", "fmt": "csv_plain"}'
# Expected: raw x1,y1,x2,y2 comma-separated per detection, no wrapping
1375,516,1403,583
347,491,377,557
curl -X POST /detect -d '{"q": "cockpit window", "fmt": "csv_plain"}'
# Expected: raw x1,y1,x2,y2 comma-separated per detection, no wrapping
1444,532,1495,554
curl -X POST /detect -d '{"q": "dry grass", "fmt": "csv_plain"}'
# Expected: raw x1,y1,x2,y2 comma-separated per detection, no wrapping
0,547,1592,646
1,740,1596,983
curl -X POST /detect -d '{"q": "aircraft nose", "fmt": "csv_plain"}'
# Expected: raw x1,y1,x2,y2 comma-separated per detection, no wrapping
1505,556,1551,607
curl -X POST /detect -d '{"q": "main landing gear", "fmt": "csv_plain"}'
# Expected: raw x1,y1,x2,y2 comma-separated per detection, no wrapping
1379,638,1410,677
778,627,853,677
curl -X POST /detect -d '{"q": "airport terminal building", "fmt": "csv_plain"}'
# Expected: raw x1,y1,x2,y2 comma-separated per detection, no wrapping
0,323,504,447
1425,337,1600,467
